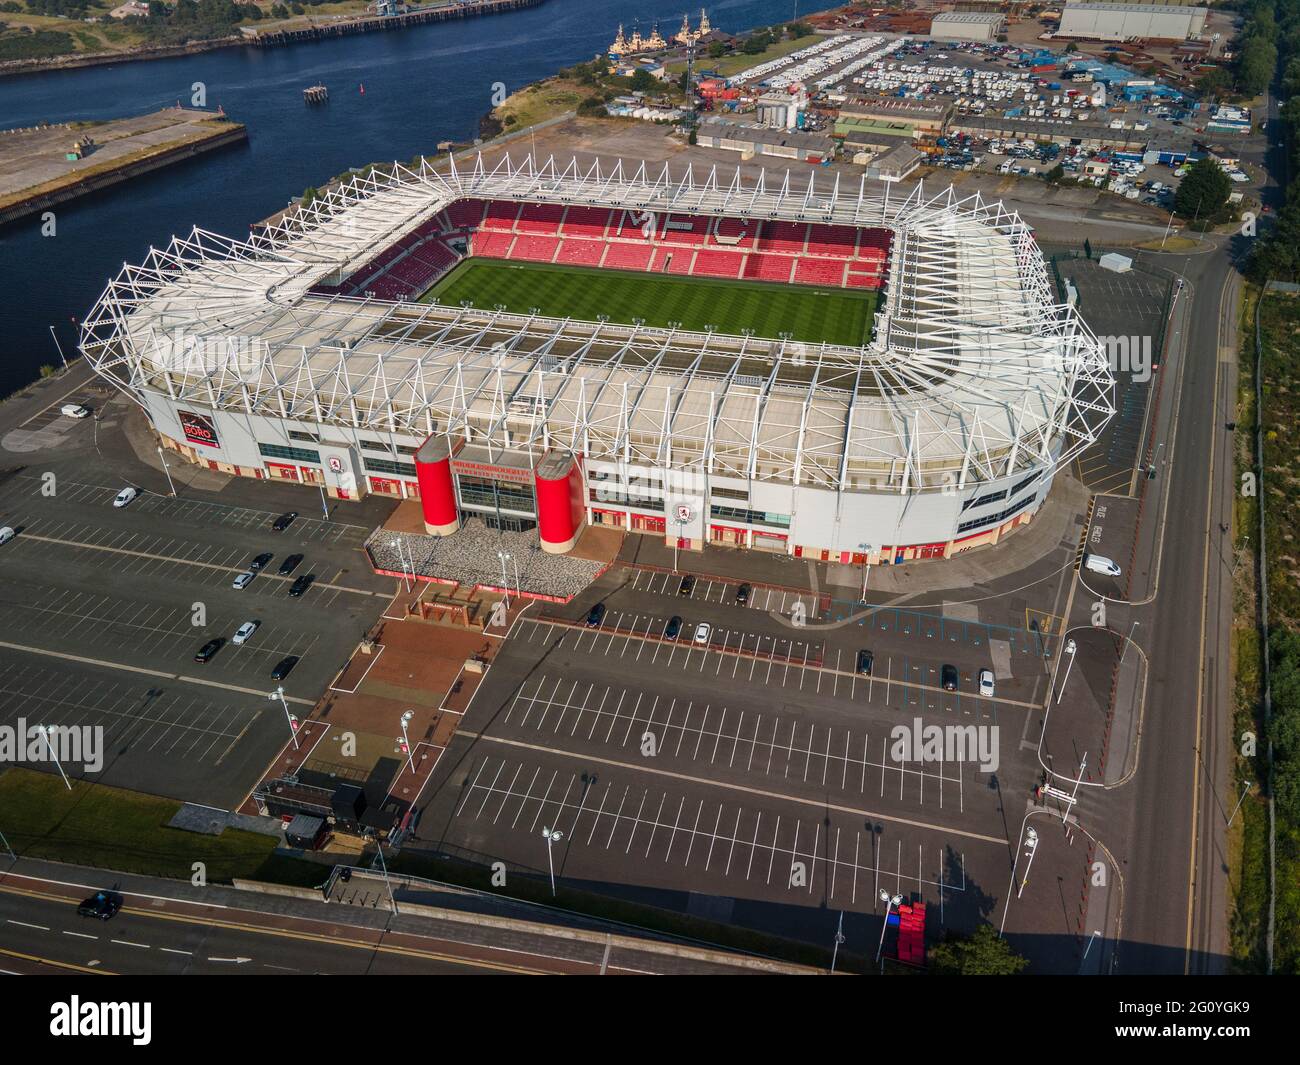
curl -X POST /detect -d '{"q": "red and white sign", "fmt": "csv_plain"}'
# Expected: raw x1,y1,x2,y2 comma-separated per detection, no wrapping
178,409,220,449
327,455,344,474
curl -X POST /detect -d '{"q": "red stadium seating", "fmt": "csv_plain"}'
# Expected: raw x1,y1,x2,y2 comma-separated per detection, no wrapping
482,200,521,231
662,249,695,275
691,249,744,278
510,234,561,263
757,221,807,253
446,199,486,230
602,242,655,271
743,254,795,283
712,216,757,248
805,224,858,259
794,258,848,286
845,271,882,290
611,209,655,239
659,213,711,245
561,205,613,237
556,239,607,266
516,202,566,234
472,231,515,258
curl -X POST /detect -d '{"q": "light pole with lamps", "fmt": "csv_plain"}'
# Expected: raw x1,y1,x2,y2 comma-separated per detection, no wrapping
875,889,903,963
1016,826,1039,899
542,825,564,896
391,538,412,593
157,446,177,497
34,724,71,791
497,550,511,608
1055,638,1078,705
269,686,299,750
48,325,68,371
398,709,416,774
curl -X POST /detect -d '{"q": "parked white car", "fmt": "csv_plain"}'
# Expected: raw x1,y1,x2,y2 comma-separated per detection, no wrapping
979,669,995,698
694,622,712,645
112,486,138,508
231,620,259,645
0,526,14,545
232,571,255,591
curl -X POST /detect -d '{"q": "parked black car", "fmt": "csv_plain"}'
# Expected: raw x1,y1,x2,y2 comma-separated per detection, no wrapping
270,655,300,681
271,511,298,532
664,615,683,639
941,664,959,691
856,649,874,676
277,553,304,576
194,638,224,663
735,583,751,605
678,574,695,596
249,552,273,571
586,602,606,627
288,574,313,598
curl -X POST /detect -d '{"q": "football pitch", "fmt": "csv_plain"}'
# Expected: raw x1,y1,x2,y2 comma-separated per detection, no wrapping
420,259,878,346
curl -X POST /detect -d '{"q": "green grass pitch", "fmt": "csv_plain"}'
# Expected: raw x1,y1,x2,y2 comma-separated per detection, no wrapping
420,259,878,346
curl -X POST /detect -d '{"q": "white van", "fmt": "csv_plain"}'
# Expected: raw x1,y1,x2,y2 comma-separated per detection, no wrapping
61,404,91,419
1084,553,1121,577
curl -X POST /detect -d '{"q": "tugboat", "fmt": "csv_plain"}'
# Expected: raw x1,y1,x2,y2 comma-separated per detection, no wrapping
303,84,328,104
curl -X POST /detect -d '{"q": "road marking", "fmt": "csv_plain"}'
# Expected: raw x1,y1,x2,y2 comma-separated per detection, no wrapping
458,730,1006,846
7,919,49,931
0,639,315,705
0,946,114,975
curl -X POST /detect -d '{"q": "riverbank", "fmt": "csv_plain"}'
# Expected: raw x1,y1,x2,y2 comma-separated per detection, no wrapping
0,0,545,80
0,107,246,228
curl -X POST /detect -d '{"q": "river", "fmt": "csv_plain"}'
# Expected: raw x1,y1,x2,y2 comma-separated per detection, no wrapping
0,0,833,395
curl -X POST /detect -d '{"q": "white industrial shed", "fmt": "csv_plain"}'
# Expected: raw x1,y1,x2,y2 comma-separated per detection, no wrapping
1058,2,1208,40
930,12,1007,42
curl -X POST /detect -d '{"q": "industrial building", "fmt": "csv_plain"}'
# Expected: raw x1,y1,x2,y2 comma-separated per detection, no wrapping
696,117,835,161
929,12,1007,42
1057,2,1208,41
80,155,1114,565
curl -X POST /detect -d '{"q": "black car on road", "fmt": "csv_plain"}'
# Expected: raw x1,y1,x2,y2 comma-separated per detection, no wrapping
277,553,304,576
271,511,298,532
194,638,224,663
288,574,313,598
77,891,122,921
249,552,273,571
271,655,300,681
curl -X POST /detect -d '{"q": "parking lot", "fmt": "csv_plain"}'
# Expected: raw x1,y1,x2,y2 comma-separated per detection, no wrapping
0,458,395,805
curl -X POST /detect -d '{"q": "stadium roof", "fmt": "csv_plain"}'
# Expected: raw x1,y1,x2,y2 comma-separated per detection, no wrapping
80,153,1113,493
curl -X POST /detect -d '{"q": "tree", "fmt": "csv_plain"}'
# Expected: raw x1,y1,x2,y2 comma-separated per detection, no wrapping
929,925,1029,975
1173,157,1231,223
707,40,726,59
1196,66,1232,99
1043,163,1065,184
629,67,656,93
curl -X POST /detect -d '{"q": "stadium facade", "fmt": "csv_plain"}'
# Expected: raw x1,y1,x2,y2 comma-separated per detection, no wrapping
80,154,1113,565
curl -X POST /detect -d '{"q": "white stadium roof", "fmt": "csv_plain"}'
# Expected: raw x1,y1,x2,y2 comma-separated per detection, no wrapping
81,153,1114,494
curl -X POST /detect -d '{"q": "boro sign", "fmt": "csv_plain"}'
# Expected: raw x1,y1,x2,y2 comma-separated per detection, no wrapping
178,409,220,449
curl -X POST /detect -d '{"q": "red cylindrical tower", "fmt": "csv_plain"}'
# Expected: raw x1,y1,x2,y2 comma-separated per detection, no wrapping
413,435,460,536
534,450,584,553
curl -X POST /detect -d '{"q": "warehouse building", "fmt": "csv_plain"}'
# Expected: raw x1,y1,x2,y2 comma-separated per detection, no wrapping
695,118,835,161
929,12,1007,42
1057,2,1208,41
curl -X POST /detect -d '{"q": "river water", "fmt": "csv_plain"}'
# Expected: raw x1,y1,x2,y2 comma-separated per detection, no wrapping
0,0,831,394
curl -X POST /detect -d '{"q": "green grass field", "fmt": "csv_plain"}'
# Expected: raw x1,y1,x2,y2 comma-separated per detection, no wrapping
421,259,878,346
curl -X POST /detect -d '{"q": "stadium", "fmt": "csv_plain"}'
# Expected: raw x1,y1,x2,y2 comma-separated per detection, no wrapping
80,154,1114,564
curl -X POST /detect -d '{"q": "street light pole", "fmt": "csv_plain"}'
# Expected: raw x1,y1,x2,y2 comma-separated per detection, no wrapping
1055,638,1078,705
497,550,511,608
542,825,564,896
1119,620,1139,666
269,686,299,750
1016,826,1039,899
157,446,177,498
48,325,68,371
399,709,416,774
875,889,903,964
0,824,14,861
391,539,412,593
34,725,71,791
830,911,845,973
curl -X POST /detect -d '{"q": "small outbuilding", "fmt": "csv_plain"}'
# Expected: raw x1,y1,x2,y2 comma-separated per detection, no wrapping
1099,252,1133,273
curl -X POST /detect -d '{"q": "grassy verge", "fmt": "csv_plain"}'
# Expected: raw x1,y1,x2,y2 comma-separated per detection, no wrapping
1230,286,1300,973
0,768,322,888
673,34,822,78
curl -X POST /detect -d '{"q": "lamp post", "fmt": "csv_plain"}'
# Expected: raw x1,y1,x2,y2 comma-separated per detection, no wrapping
497,550,511,608
542,825,564,896
859,544,873,602
1055,638,1077,705
830,911,846,973
1016,826,1039,899
269,686,299,750
48,325,68,371
34,724,71,791
398,709,416,774
875,889,903,964
157,446,177,497
392,538,412,593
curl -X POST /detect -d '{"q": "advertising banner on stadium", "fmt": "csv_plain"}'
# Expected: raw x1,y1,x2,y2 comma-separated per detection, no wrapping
179,409,220,449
